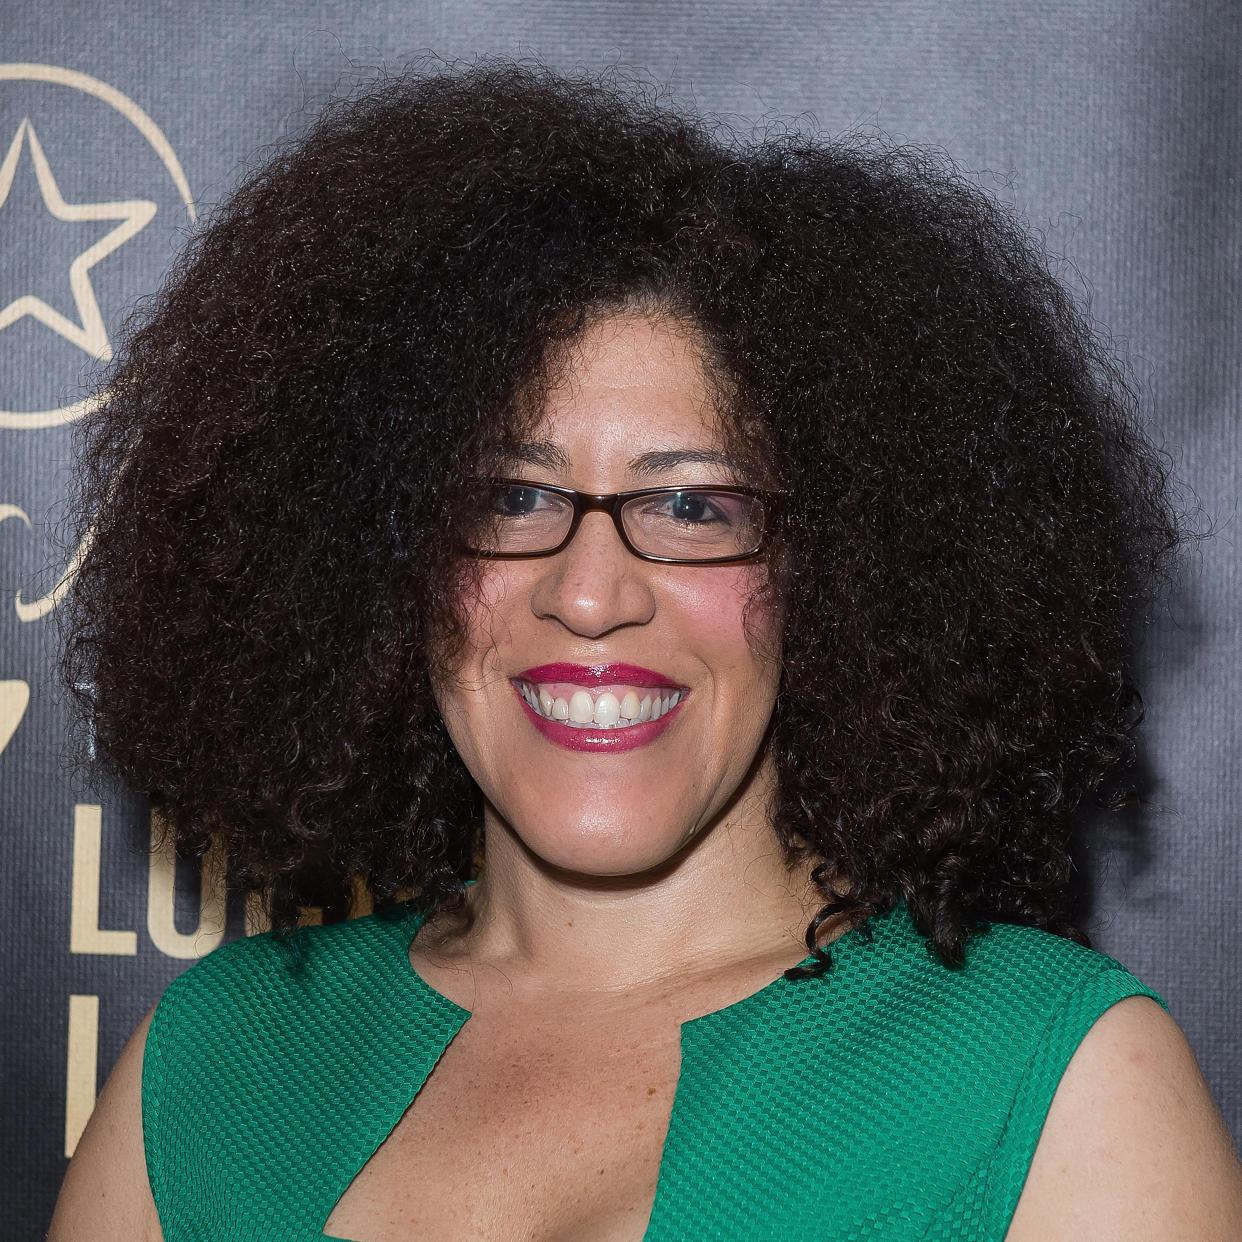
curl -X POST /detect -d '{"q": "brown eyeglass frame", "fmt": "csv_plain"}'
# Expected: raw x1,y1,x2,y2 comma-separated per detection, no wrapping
463,478,782,565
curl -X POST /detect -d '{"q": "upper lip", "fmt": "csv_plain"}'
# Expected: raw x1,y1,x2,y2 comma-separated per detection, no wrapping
515,662,683,689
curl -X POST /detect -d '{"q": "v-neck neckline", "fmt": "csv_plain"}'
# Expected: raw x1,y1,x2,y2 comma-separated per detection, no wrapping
397,899,873,1030
317,902,877,1242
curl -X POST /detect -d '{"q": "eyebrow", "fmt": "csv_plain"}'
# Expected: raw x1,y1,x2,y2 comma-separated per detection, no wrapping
497,441,745,478
627,448,745,478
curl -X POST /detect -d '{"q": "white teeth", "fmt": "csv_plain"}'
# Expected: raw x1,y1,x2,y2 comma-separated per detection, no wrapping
569,690,595,724
593,692,620,727
521,682,683,728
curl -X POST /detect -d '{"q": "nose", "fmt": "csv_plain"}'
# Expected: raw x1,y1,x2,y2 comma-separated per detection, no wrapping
529,510,657,638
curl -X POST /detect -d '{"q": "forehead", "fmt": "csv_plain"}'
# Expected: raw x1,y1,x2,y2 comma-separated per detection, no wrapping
528,312,726,460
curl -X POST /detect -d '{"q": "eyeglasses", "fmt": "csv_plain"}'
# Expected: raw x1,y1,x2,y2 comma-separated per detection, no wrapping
461,479,779,565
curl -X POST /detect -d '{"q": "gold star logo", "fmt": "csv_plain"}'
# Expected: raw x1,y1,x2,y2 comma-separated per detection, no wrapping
0,63,195,429
0,118,155,361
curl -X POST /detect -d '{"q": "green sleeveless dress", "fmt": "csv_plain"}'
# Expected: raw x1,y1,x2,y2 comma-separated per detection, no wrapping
142,901,1164,1240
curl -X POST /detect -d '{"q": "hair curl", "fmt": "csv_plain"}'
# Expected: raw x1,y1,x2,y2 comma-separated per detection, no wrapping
61,57,1180,963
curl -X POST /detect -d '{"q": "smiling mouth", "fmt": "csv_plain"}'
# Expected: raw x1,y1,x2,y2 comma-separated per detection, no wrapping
514,680,685,729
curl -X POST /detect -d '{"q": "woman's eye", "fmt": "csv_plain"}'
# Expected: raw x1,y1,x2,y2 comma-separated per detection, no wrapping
491,486,546,516
657,491,725,525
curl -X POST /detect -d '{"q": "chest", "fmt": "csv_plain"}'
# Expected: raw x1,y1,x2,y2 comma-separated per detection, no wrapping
150,911,1053,1242
323,1011,683,1242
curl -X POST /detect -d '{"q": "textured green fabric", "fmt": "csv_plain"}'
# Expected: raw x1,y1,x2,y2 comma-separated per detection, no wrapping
143,901,1166,1240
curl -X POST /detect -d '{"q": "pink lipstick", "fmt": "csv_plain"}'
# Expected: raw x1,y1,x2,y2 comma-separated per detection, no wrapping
513,663,687,753
517,662,681,688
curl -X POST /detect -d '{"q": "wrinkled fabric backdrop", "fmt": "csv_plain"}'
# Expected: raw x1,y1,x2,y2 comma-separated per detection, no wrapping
1,1,1239,1235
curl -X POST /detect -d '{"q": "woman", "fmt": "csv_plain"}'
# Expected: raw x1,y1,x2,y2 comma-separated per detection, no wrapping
50,60,1242,1240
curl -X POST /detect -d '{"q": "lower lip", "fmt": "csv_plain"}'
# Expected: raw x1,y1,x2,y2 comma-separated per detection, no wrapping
515,690,685,753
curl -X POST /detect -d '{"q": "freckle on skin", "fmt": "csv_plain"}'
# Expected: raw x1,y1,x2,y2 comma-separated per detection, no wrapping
646,1086,657,1096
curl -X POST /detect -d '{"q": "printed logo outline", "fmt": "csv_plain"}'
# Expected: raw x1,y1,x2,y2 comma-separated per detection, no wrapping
0,63,196,429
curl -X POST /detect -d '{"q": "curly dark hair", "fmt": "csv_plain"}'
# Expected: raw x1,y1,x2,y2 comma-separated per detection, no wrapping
61,57,1180,964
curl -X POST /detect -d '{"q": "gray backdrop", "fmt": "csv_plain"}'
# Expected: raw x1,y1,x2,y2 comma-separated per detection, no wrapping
2,2,1238,1236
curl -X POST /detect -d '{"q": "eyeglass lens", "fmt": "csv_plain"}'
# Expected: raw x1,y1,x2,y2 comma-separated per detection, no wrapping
468,483,766,561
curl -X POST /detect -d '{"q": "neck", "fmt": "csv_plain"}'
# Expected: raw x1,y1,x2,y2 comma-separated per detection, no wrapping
435,762,821,994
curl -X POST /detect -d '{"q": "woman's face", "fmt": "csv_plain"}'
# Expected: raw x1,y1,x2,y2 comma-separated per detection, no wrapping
434,312,783,878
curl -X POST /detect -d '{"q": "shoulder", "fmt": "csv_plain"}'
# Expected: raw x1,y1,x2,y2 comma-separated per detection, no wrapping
48,1008,163,1242
1006,995,1242,1240
871,910,1165,1118
854,910,1242,1237
146,905,420,1067
836,911,1172,1120
821,906,1209,1230
177,902,420,983
953,917,1167,1048
151,906,419,1015
851,904,1164,1037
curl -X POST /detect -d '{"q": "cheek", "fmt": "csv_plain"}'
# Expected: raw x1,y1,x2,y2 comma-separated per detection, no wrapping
666,564,783,687
447,561,534,679
430,563,527,742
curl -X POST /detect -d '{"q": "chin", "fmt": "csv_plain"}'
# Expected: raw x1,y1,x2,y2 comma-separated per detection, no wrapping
508,811,697,881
